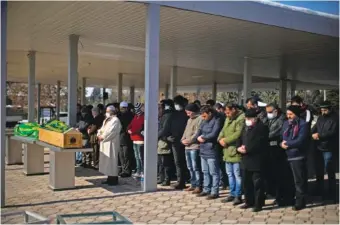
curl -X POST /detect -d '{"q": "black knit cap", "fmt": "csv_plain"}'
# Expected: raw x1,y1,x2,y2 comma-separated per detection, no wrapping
319,100,332,109
185,103,200,113
245,108,258,118
287,105,301,116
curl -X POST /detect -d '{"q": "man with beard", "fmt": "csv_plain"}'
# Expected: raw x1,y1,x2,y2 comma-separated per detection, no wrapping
168,95,189,189
117,101,134,177
245,97,267,124
281,105,309,211
312,101,339,202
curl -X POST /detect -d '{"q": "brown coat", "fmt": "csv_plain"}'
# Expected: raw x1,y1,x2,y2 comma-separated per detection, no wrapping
181,114,202,150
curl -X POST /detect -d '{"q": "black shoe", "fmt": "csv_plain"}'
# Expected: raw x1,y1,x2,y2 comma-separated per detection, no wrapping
233,197,242,206
221,186,228,191
292,205,306,211
206,194,219,200
252,207,262,212
221,195,234,203
172,183,186,190
161,181,170,186
240,203,253,209
157,180,163,185
197,192,209,197
120,173,130,178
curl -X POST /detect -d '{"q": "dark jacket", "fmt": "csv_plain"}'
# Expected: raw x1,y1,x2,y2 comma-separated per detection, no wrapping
76,114,94,140
268,114,285,146
282,119,309,161
238,120,269,171
88,114,105,144
169,110,188,143
118,111,134,146
158,110,173,154
312,111,339,152
194,114,222,159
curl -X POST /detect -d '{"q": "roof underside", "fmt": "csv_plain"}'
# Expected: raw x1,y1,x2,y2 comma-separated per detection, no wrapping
6,1,339,89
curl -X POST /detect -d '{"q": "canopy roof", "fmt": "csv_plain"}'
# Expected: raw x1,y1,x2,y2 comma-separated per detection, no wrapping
6,1,339,89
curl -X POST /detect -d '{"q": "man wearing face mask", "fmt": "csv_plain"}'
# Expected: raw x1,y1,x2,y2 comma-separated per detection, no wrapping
168,95,189,189
265,103,294,206
281,105,309,211
237,109,268,212
312,101,339,202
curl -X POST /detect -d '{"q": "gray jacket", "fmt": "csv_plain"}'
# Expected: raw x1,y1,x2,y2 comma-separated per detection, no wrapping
268,114,285,146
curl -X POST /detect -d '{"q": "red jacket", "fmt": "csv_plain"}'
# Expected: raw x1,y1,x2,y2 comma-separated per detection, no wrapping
128,114,144,141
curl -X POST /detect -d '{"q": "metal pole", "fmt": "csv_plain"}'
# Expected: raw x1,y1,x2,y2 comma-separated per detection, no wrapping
1,0,7,207
28,51,36,122
169,66,177,99
67,34,79,127
212,82,217,101
323,90,327,101
130,86,135,104
243,57,252,102
164,84,169,99
37,83,41,124
117,73,123,102
81,77,86,105
144,3,160,192
56,81,61,120
103,87,106,106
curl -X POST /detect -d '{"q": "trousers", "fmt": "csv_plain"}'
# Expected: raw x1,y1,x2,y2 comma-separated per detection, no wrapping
243,169,265,208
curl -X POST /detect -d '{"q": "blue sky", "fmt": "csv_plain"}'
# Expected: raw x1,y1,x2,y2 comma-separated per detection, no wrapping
276,1,339,15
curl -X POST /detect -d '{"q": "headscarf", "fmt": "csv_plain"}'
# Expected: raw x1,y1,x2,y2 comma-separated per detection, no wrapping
134,103,143,116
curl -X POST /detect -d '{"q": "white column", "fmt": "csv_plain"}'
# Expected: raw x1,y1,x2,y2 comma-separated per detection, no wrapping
117,73,123,102
28,51,36,122
56,81,61,120
279,57,288,112
144,3,160,192
212,82,217,101
103,87,106,106
196,87,201,101
164,84,169,99
243,57,252,102
67,34,79,127
130,86,135,104
237,85,242,105
81,77,86,105
169,66,177,99
323,90,327,101
1,0,7,207
37,83,41,124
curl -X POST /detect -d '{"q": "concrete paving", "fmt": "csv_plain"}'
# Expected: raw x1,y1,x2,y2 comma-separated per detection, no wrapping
1,155,339,224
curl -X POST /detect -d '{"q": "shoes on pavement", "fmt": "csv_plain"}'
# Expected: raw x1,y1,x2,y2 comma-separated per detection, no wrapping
221,195,234,203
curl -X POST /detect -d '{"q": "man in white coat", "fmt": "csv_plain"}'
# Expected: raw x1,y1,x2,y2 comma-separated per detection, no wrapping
97,105,122,186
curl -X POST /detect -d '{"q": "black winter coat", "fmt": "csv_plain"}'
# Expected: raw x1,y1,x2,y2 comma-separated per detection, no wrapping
312,111,339,152
158,110,173,154
268,114,285,144
169,110,188,143
118,111,134,146
238,120,269,171
76,114,94,140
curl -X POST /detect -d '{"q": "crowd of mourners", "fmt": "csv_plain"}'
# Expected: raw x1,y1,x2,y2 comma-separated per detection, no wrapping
73,94,339,213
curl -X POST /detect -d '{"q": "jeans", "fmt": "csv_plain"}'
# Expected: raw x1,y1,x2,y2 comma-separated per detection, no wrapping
225,162,242,197
185,150,201,188
315,151,336,195
289,159,308,206
201,157,220,195
133,143,144,174
76,152,82,162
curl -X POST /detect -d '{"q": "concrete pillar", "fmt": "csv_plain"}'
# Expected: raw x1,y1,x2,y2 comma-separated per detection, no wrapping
323,90,327,101
143,3,160,192
164,84,169,99
130,86,135,104
212,82,217,101
169,66,177,99
67,34,79,127
103,87,106,106
196,87,201,101
243,57,252,102
27,51,36,122
80,77,86,105
279,57,288,112
56,81,61,120
237,86,242,105
37,83,41,124
1,0,7,207
117,73,123,102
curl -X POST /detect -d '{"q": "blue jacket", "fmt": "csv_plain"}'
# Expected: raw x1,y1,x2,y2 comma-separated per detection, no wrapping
194,115,222,159
282,119,309,161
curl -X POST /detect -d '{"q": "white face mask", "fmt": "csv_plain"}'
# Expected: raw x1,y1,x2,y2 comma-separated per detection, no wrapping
105,112,111,118
164,105,170,110
245,120,253,127
174,104,182,111
267,113,275,120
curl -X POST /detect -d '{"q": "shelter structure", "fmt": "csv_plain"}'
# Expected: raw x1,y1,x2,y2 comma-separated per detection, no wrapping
1,1,338,206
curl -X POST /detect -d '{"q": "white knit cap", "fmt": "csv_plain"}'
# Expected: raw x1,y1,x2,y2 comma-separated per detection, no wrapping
120,101,128,108
106,105,115,112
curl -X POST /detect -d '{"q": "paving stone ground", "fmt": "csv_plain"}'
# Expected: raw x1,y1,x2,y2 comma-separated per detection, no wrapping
1,154,339,224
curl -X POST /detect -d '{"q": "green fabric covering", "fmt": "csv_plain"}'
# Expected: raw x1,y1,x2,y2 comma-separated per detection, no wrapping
14,122,40,139
41,120,70,133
